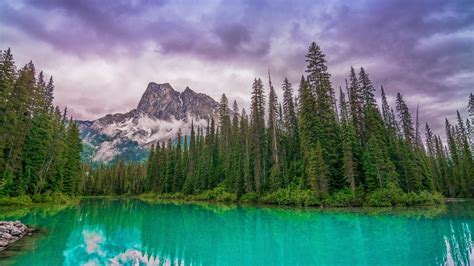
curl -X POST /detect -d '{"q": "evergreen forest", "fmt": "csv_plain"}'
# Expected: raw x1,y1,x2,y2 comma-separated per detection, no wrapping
2,42,473,207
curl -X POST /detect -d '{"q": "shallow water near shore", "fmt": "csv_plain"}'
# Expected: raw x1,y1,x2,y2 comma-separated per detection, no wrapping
0,199,473,265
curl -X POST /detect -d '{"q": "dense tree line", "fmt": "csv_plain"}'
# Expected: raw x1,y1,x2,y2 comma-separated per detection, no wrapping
0,48,82,197
81,42,474,203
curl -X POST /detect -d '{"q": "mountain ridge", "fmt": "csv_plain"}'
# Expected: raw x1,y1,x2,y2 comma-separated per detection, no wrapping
79,82,219,162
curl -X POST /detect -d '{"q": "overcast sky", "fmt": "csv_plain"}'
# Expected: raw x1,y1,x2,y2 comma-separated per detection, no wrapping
0,0,473,136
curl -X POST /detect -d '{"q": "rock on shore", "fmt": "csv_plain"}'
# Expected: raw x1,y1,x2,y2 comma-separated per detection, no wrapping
0,221,34,252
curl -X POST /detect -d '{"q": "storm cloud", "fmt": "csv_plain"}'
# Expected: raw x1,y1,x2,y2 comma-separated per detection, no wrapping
0,0,472,136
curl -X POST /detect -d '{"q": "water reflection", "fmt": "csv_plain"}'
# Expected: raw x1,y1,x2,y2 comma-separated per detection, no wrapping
63,226,183,265
1,199,473,265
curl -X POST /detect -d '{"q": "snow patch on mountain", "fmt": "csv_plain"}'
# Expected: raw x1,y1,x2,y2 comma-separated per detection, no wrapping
78,82,219,162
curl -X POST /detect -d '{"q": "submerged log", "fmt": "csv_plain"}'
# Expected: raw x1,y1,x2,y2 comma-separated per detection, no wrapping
0,221,34,252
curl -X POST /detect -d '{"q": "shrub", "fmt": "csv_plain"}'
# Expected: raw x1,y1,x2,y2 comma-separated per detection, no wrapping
0,195,33,206
401,190,444,206
365,189,398,207
324,188,358,207
193,185,237,202
240,192,258,203
31,191,77,204
365,184,445,207
261,187,320,206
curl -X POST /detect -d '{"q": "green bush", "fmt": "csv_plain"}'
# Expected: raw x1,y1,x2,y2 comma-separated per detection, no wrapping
365,189,393,207
324,188,359,207
240,192,258,203
0,195,33,206
365,184,444,207
261,187,320,206
193,185,237,202
31,191,78,204
400,190,444,206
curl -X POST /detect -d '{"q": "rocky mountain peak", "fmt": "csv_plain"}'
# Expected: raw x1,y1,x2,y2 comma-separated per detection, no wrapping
80,82,220,161
180,86,219,120
136,82,181,120
183,86,194,93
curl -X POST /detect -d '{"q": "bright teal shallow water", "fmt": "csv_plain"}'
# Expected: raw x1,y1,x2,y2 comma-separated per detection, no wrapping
1,200,473,265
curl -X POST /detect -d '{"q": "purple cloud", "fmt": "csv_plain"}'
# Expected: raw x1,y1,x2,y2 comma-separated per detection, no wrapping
0,0,472,136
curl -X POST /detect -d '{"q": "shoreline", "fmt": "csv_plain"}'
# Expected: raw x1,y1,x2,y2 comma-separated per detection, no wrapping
1,192,466,211
82,193,449,209
0,221,34,253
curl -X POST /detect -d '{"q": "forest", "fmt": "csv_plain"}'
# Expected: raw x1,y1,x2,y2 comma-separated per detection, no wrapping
1,42,473,207
0,48,82,203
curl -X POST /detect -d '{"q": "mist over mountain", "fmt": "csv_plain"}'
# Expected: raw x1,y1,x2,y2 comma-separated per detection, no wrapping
79,82,219,162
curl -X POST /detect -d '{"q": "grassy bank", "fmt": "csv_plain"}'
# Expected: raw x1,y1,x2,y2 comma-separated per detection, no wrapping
138,184,444,208
0,186,443,208
0,192,80,207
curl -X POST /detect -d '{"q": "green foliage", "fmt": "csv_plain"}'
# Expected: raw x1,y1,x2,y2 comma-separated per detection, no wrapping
0,192,78,206
239,192,258,203
365,184,444,207
0,195,33,206
0,48,83,199
31,191,79,204
261,187,320,206
193,184,238,202
323,188,363,207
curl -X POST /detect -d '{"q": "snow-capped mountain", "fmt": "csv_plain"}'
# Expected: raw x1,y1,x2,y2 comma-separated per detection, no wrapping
78,82,219,162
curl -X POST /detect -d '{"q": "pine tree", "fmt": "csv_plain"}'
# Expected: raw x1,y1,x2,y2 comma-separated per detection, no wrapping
456,111,474,196
250,78,266,195
396,92,415,146
358,67,376,111
0,48,16,192
183,121,196,194
147,144,156,188
363,135,398,191
4,62,36,195
218,94,231,187
62,120,82,195
23,110,52,194
445,119,462,196
298,76,318,187
425,123,440,190
305,42,342,191
45,77,54,111
231,101,244,195
267,71,281,190
380,86,391,127
172,128,183,192
348,67,363,139
307,141,328,196
281,77,299,161
339,89,356,192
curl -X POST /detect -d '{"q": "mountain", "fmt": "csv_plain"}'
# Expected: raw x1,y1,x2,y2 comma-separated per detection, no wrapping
78,82,219,162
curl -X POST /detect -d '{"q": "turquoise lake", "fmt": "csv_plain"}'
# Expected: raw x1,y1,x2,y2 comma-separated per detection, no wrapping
0,199,473,265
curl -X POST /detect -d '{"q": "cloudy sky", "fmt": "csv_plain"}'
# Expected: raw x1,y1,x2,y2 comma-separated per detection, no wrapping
0,0,473,135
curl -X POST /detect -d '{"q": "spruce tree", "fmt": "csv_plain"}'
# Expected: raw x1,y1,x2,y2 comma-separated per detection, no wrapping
281,77,299,161
267,72,281,190
339,89,356,192
348,67,363,139
231,101,244,195
0,48,16,191
305,42,342,191
396,92,415,146
62,120,82,195
240,108,253,193
250,78,266,195
307,141,328,196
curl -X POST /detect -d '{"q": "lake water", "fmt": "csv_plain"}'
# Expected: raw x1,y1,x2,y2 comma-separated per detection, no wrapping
0,199,473,265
